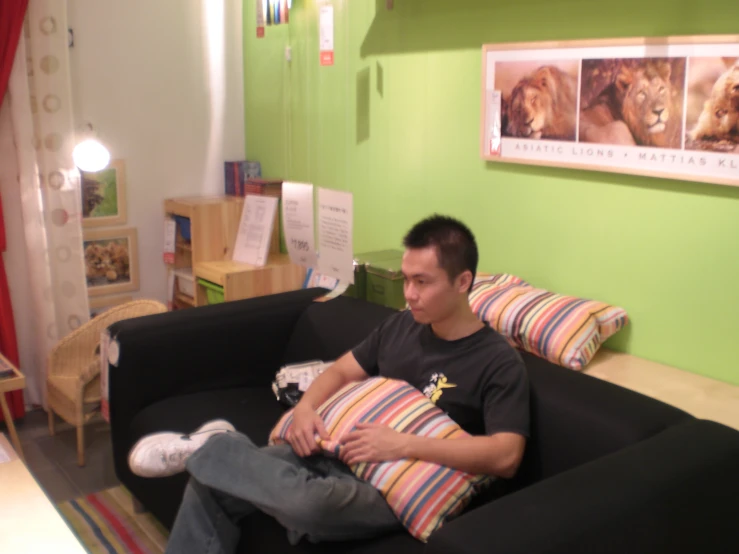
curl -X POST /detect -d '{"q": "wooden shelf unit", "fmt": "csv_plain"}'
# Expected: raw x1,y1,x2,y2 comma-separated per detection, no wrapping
194,254,305,304
164,195,303,307
164,195,245,265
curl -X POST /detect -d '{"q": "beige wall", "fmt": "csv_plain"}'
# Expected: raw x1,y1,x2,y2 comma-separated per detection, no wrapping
67,0,246,303
1,1,246,404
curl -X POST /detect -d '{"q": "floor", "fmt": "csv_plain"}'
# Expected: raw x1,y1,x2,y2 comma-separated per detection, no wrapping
0,408,119,503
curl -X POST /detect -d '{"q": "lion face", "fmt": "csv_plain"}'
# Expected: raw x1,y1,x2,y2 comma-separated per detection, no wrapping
618,64,672,142
690,64,739,141
507,81,553,139
504,66,577,141
719,64,739,108
700,97,738,139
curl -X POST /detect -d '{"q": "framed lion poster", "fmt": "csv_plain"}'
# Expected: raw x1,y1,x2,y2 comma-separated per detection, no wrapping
481,35,739,187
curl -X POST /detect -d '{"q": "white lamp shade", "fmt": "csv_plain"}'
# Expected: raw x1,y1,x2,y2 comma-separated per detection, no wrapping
73,139,110,172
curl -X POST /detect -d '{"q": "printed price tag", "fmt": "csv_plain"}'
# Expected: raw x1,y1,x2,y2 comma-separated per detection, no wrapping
163,218,176,264
256,0,266,37
317,188,354,284
282,182,317,268
319,5,334,66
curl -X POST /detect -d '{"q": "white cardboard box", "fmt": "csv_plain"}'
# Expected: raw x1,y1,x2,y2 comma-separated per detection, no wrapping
174,267,195,297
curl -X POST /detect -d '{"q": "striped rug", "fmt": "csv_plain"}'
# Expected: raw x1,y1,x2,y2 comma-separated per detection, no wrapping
57,486,168,554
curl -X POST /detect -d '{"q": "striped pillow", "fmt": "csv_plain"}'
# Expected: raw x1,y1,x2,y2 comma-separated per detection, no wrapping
469,281,628,370
473,272,530,288
269,377,491,542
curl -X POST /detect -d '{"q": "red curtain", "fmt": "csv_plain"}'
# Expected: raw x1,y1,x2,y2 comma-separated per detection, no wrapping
0,0,30,420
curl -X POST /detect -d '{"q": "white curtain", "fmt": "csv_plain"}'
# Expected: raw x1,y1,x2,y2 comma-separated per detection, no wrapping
0,0,89,407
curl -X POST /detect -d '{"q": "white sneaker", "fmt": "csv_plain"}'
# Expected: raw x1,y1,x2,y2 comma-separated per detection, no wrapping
128,419,236,478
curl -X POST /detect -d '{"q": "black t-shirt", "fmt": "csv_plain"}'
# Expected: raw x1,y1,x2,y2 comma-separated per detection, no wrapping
352,310,530,438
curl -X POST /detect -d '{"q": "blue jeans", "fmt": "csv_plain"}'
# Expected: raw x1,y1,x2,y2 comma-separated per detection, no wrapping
164,432,403,554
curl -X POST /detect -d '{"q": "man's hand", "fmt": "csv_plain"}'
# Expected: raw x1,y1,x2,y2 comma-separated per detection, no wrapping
339,423,408,465
285,351,369,457
287,403,330,457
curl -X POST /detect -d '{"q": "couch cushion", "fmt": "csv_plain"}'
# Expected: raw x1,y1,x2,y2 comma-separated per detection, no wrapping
512,351,694,489
129,387,285,446
282,296,396,366
270,378,491,542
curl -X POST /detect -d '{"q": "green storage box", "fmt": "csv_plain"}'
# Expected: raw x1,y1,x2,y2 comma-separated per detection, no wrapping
366,257,406,310
197,278,225,304
344,249,404,300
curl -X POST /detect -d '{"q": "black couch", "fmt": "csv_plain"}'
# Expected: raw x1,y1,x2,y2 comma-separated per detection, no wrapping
108,288,739,554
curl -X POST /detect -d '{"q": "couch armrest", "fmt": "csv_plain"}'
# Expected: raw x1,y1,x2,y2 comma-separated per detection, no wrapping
108,289,325,455
426,420,739,554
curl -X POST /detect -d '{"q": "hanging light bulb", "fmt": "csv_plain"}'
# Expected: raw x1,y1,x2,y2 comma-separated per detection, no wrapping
73,124,111,172
73,138,110,172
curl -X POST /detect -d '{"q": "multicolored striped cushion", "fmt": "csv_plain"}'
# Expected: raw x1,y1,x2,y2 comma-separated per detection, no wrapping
469,281,628,370
269,377,491,542
473,272,530,288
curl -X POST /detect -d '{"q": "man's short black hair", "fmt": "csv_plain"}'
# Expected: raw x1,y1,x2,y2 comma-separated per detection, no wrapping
403,215,478,292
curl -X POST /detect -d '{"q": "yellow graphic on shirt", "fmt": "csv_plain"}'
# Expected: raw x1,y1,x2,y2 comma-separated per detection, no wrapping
423,373,457,404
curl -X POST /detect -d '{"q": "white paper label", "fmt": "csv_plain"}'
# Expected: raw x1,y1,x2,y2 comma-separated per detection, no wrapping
319,282,350,301
108,339,120,366
298,372,312,392
256,0,265,34
489,90,502,156
233,195,279,266
282,182,318,269
163,218,176,264
317,188,354,284
319,5,334,65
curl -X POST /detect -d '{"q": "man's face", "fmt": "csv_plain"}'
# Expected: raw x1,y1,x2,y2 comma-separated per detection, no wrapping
401,247,467,324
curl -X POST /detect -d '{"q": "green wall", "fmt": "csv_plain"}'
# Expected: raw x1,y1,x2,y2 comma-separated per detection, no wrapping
244,0,739,385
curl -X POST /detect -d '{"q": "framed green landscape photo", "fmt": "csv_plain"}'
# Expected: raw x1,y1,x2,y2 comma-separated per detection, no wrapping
81,159,128,227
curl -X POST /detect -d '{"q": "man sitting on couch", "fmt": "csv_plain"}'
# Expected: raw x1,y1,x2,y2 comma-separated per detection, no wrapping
128,215,530,552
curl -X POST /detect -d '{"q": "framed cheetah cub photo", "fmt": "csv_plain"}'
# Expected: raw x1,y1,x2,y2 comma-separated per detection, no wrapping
83,227,139,297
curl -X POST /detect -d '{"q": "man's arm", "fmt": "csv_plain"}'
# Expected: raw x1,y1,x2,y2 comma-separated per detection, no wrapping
287,351,369,457
403,432,525,478
340,427,526,479
297,352,368,410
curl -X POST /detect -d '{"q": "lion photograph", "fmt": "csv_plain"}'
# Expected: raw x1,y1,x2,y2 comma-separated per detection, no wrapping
579,57,685,148
495,60,579,141
684,57,739,153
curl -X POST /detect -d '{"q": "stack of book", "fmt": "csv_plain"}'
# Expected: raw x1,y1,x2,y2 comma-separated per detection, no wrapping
243,178,283,199
224,160,261,196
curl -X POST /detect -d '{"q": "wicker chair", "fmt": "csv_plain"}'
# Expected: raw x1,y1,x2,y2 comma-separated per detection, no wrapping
47,299,168,466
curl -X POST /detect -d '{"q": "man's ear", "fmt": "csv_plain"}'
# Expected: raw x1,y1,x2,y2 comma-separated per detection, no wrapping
457,270,473,294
